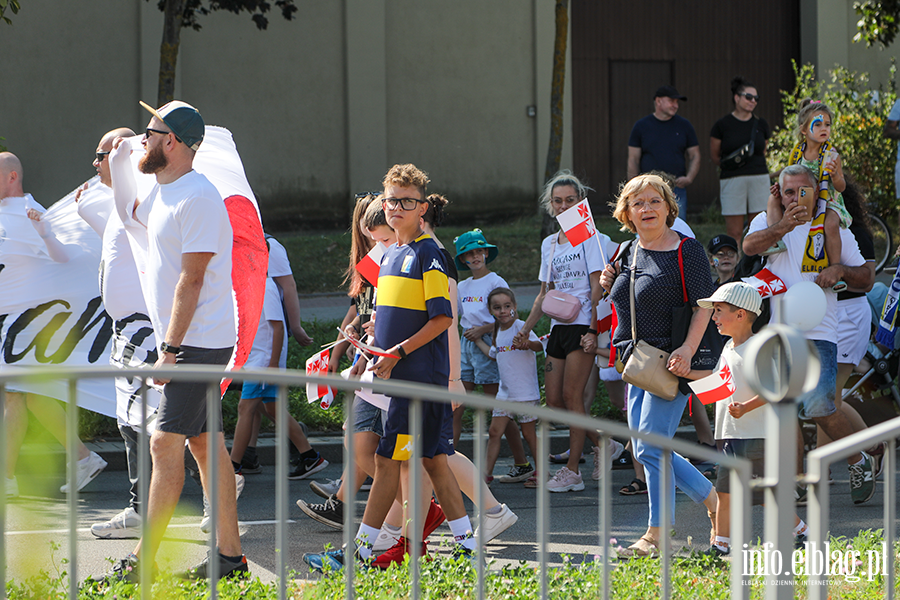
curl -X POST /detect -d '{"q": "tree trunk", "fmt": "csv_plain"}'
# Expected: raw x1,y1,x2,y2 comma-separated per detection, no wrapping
157,0,185,105
541,0,569,240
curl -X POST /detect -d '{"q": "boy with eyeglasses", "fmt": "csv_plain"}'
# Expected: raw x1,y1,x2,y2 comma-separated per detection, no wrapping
707,234,739,287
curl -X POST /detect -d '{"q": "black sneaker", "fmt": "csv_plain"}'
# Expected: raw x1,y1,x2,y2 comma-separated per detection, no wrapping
612,449,633,470
794,530,808,550
849,451,876,505
288,454,329,480
496,463,535,483
297,494,343,529
702,545,729,560
85,553,156,587
795,484,807,506
177,552,249,581
241,448,261,474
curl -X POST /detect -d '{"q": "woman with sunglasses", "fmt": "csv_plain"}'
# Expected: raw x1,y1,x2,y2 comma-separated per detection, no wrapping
710,76,771,246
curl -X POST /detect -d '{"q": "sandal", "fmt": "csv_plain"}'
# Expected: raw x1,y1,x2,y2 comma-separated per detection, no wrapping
622,535,659,558
707,510,717,546
619,478,648,496
524,473,540,489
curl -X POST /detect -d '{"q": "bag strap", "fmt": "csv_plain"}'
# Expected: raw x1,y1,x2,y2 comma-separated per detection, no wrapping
629,242,639,342
547,235,557,289
677,237,689,303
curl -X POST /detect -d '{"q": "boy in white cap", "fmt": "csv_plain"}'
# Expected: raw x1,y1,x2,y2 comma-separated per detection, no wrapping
687,282,807,556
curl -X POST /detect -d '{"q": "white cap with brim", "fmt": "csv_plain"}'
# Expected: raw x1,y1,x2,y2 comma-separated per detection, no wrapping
697,281,762,316
139,100,205,151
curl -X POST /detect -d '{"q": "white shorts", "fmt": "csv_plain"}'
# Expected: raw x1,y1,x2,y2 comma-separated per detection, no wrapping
719,174,770,216
837,297,871,366
492,399,538,424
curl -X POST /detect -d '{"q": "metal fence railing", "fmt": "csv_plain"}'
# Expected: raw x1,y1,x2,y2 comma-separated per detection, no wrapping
9,363,887,600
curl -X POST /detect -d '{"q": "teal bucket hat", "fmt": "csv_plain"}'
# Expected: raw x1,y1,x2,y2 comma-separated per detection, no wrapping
454,229,499,271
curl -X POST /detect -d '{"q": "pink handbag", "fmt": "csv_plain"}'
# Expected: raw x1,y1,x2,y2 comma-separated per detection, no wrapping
541,235,581,323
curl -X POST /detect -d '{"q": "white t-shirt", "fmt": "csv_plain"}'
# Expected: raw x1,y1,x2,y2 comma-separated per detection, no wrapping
538,233,608,328
748,212,864,341
101,210,148,321
458,271,509,330
489,319,540,401
714,338,770,440
0,195,50,259
267,236,292,278
245,278,287,369
133,170,235,348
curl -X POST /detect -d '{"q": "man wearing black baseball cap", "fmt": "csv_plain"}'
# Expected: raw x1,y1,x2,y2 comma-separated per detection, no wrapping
627,85,700,218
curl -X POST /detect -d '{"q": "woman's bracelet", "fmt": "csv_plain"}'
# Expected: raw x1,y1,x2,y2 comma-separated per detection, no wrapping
586,328,598,335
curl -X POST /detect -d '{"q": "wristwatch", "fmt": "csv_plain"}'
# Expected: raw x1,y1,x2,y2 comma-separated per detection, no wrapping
159,342,181,355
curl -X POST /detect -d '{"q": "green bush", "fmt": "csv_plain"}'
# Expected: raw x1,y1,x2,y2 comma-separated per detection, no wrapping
767,61,898,216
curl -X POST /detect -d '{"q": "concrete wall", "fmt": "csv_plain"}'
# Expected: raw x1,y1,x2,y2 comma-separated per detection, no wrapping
0,0,569,230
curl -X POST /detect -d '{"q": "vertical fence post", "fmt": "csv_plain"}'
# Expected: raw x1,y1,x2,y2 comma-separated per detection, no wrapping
537,419,548,600
598,433,610,600
67,379,78,599
139,380,151,600
344,392,355,600
474,408,485,600
0,386,6,599
409,397,421,600
884,439,896,600
275,383,289,600
206,382,219,598
659,449,671,600
807,455,829,600
729,465,750,599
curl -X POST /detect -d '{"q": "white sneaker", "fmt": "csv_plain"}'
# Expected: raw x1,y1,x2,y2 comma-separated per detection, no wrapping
592,440,625,480
372,525,402,553
200,472,245,533
309,478,341,499
91,507,141,539
474,503,518,544
5,477,18,498
547,466,584,493
60,451,108,493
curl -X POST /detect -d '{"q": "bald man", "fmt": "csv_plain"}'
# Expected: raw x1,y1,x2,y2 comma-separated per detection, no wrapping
1,152,108,499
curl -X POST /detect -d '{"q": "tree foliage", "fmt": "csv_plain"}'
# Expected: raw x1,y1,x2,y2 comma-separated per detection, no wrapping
148,0,297,105
767,61,898,216
0,0,20,25
854,0,900,47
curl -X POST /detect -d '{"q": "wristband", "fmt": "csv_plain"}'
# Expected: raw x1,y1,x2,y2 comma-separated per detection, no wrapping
587,328,598,335
397,345,408,359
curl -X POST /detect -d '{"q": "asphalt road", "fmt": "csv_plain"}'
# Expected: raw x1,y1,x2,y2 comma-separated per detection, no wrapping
5,450,896,586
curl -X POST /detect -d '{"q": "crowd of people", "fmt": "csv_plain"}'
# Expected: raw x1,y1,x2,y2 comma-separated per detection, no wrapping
0,80,896,585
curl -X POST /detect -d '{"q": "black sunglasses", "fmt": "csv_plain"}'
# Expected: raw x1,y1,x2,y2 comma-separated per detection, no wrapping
145,127,173,139
740,92,759,102
95,151,110,163
355,191,382,199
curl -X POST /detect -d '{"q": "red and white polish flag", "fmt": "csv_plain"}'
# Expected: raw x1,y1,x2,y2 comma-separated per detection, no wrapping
556,199,597,247
306,348,336,409
742,268,787,299
688,362,737,405
356,242,387,287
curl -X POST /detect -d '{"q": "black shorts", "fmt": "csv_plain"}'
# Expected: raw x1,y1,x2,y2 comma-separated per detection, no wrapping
716,437,765,505
546,324,591,360
156,346,234,438
376,399,454,460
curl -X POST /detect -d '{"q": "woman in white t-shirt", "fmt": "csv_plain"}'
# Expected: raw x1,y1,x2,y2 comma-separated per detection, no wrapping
514,171,606,493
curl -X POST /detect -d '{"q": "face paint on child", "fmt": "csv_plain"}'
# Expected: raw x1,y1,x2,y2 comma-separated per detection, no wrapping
809,114,824,136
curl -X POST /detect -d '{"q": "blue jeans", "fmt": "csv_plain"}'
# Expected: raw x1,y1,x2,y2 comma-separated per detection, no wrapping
797,339,837,419
628,385,712,528
673,187,688,219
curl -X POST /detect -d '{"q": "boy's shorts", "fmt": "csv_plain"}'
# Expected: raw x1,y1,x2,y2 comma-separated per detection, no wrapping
546,324,591,359
715,437,765,505
241,381,279,402
156,346,233,437
492,399,538,424
350,395,385,437
460,335,500,385
377,398,454,460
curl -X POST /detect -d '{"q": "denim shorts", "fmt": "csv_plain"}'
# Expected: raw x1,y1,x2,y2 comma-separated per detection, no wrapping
797,339,838,419
460,334,500,385
352,395,384,437
156,346,234,437
241,381,278,402
716,438,765,504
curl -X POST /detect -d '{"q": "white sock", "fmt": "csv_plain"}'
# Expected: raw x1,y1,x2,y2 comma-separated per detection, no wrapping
485,504,503,516
715,535,730,551
794,520,808,536
355,523,380,559
448,516,476,550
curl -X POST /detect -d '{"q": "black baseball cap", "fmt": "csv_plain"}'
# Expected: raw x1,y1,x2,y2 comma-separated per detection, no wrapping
654,85,687,101
708,234,738,255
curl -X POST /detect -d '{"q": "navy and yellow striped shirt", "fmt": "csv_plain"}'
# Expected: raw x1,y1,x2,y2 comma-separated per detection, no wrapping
374,234,452,385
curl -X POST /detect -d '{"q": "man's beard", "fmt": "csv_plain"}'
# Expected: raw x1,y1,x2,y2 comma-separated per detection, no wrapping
138,144,167,174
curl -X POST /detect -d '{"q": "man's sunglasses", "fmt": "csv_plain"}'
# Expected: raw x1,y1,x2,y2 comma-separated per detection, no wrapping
95,151,110,163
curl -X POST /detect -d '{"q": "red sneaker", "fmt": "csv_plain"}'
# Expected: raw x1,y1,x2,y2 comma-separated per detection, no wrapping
423,498,445,538
371,536,427,569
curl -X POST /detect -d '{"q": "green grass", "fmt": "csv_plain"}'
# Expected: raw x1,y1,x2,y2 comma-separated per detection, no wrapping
11,532,899,599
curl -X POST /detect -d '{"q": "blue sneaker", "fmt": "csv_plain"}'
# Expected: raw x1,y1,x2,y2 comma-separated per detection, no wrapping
303,548,346,573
